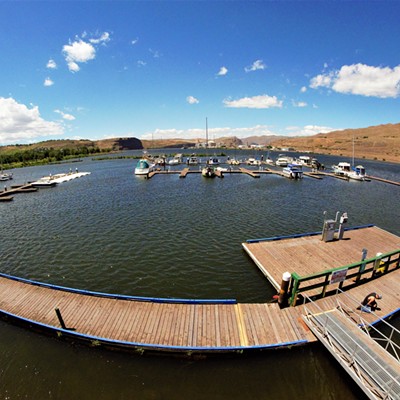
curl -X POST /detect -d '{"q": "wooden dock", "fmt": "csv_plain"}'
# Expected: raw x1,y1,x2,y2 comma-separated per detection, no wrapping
243,225,400,290
0,225,399,355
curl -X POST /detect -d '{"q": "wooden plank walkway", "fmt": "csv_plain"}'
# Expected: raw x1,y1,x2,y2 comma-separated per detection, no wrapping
0,225,399,355
243,225,400,290
0,266,399,354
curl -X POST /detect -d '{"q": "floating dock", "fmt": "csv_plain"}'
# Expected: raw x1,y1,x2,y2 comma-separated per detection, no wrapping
0,225,399,357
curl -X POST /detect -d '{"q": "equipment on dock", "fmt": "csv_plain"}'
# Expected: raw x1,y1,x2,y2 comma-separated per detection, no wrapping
321,211,348,242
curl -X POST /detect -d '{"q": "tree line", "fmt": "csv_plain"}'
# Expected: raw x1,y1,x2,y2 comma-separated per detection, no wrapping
0,146,111,168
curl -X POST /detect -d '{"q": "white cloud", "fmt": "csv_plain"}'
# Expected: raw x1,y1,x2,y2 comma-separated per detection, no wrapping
300,86,307,93
137,60,146,67
44,78,54,87
54,109,75,121
223,94,283,109
186,96,199,104
217,66,228,76
292,101,307,107
63,39,95,72
89,31,110,45
310,63,400,98
285,124,337,137
46,59,57,69
131,38,139,45
245,60,266,72
62,32,110,73
0,97,64,144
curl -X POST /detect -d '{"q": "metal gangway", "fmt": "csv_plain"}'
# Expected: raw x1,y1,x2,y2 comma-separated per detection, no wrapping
302,290,400,400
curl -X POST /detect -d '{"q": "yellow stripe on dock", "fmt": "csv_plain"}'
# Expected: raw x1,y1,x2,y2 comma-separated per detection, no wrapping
234,304,249,347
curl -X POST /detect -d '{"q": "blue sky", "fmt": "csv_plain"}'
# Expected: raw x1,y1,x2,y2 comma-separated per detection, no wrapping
1,1,400,145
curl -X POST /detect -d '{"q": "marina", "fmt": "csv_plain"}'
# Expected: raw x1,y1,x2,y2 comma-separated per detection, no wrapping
0,152,399,399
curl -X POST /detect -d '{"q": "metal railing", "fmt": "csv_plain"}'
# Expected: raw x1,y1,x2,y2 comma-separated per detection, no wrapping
302,291,400,400
288,249,400,306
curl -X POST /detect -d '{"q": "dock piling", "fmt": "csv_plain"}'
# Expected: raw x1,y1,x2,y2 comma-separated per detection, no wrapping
55,308,75,331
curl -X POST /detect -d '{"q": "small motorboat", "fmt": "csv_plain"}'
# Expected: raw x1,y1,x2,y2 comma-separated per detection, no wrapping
347,165,368,181
134,159,155,175
246,158,261,166
201,166,216,178
0,172,13,181
187,154,199,165
282,164,303,179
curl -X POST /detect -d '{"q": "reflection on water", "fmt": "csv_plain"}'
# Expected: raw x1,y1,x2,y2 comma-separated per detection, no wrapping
0,150,398,399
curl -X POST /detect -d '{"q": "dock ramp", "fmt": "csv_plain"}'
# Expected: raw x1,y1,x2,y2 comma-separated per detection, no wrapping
302,298,400,400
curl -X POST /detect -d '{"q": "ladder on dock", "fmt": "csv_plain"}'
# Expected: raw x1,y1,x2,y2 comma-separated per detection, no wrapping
302,298,400,400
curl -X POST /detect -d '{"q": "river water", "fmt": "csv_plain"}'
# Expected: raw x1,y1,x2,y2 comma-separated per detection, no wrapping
0,150,399,399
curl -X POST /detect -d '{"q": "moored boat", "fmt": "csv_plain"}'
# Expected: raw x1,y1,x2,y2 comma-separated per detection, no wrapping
347,165,368,181
201,166,216,178
246,157,261,166
187,154,199,165
282,164,303,179
0,172,13,181
275,154,292,167
332,162,351,176
134,159,155,175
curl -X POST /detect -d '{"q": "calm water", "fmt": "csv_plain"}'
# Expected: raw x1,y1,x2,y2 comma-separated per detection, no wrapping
0,150,399,399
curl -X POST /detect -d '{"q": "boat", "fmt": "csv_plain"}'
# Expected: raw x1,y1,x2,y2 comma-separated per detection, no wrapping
201,165,216,178
275,154,292,167
332,162,351,176
297,155,311,166
246,157,261,166
282,164,303,179
168,154,183,166
153,155,166,166
265,157,274,165
134,158,155,175
347,165,368,181
201,118,216,178
186,154,199,165
227,158,240,165
207,157,220,165
0,172,13,181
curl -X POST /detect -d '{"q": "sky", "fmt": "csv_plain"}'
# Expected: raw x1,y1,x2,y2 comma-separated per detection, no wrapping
0,1,400,145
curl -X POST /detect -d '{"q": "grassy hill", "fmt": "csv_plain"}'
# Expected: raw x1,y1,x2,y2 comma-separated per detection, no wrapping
269,123,400,163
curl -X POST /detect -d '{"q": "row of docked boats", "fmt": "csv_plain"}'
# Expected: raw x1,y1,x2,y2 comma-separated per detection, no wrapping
332,162,368,181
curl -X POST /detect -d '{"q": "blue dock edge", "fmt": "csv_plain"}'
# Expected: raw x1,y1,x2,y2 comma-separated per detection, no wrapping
0,272,237,305
246,224,375,244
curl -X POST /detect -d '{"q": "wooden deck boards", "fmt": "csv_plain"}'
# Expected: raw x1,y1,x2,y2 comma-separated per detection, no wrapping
0,226,399,354
243,226,400,290
0,271,398,352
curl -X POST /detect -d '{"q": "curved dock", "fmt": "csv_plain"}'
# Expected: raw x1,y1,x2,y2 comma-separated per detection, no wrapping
0,225,399,356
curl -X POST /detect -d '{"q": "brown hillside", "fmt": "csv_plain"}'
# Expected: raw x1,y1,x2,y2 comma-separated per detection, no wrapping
270,123,400,163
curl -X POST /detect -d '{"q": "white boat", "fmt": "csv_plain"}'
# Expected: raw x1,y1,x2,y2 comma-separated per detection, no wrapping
227,158,240,165
265,157,274,165
332,162,351,176
275,155,292,167
297,155,312,166
282,164,303,179
153,155,166,166
347,165,367,181
187,154,199,165
134,159,154,175
208,157,220,165
201,166,216,178
246,157,261,166
168,154,183,165
0,172,13,181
